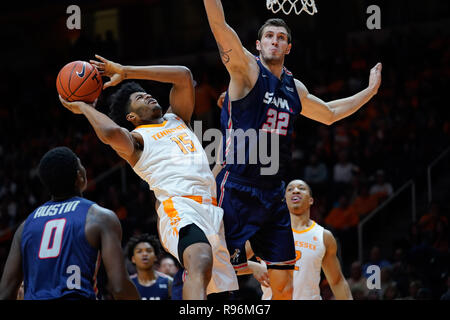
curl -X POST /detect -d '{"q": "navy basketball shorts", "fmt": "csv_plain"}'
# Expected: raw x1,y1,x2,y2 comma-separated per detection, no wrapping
216,170,296,271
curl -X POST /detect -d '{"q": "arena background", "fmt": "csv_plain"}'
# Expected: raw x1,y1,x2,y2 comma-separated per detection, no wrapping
0,0,449,300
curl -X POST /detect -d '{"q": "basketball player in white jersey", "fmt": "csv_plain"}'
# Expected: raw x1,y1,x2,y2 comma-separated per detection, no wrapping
59,55,238,300
245,179,353,300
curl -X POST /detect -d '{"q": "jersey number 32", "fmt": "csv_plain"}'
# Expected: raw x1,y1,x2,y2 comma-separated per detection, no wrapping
261,108,289,136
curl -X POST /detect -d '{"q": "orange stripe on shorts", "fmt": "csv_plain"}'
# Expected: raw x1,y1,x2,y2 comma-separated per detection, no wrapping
162,198,180,236
182,195,218,206
163,198,178,218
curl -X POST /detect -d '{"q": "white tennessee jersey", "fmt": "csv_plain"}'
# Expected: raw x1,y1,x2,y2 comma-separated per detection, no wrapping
291,220,325,300
132,113,216,202
261,220,326,300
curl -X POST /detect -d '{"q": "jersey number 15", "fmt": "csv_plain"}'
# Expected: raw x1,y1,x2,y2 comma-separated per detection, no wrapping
171,133,196,154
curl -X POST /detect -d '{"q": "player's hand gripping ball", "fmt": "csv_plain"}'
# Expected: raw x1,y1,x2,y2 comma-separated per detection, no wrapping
56,61,102,103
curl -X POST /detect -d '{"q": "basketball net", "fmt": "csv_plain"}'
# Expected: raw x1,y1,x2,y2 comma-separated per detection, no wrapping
266,0,318,15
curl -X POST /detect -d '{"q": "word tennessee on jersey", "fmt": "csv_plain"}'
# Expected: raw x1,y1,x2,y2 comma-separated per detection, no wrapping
132,112,216,202
21,197,100,300
219,56,302,181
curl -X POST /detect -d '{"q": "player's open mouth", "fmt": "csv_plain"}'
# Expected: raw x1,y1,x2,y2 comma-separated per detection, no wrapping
291,196,301,202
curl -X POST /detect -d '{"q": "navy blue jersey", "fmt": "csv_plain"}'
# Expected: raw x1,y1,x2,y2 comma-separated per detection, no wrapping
131,274,170,300
171,268,185,300
21,197,100,300
220,56,302,184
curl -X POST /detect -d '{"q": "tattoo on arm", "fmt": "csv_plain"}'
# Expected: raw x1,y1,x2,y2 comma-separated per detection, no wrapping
217,42,232,65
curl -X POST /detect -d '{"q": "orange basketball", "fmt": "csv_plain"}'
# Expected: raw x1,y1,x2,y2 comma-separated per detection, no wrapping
56,61,102,103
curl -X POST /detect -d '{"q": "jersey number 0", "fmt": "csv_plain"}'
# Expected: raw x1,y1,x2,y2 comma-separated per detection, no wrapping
38,218,66,259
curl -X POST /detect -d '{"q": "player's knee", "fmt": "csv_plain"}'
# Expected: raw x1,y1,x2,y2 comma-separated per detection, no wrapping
193,250,213,280
282,280,293,298
184,243,213,281
272,279,292,293
272,281,293,300
269,269,293,299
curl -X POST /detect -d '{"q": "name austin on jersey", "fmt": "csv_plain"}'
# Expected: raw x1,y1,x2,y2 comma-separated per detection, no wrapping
33,200,80,219
263,92,291,111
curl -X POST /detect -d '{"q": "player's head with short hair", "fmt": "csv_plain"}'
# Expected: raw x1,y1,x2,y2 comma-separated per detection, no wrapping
258,18,292,43
109,81,163,131
126,233,161,270
285,179,313,215
38,146,87,199
256,18,292,65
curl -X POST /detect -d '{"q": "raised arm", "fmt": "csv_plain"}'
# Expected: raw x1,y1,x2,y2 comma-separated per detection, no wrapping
202,0,258,99
297,63,382,125
321,230,353,300
0,222,25,299
91,55,194,123
59,97,140,165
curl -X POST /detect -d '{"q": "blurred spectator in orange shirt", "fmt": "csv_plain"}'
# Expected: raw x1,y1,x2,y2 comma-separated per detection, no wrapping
352,184,384,218
418,202,448,233
325,194,359,230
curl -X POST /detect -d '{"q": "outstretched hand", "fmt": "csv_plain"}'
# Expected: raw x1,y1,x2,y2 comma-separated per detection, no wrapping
368,62,382,95
90,54,124,89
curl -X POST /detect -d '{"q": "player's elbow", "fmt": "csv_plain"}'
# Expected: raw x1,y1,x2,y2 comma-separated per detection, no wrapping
328,274,344,288
173,66,193,85
110,280,139,300
312,104,336,126
325,107,339,125
110,285,127,300
102,126,122,143
321,113,336,126
179,66,193,81
209,21,233,41
208,16,227,30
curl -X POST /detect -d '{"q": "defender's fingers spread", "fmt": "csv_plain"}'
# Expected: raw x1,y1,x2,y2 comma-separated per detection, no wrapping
95,54,107,62
90,60,102,67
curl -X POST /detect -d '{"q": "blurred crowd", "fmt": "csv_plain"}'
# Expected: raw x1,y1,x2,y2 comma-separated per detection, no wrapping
1,3,449,300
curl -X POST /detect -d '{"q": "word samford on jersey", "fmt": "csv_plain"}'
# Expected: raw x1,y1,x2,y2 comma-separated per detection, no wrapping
215,57,300,271
219,56,302,182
